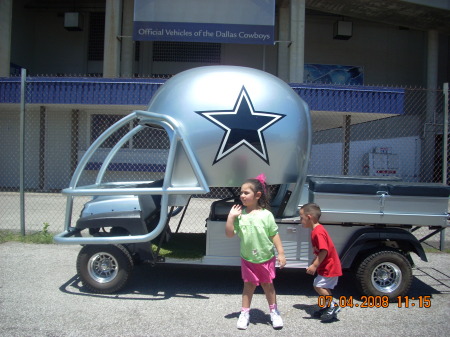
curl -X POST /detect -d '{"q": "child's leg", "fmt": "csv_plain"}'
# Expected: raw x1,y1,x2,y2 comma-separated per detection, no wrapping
314,286,338,307
314,285,332,296
312,276,341,320
242,282,257,308
313,275,338,299
261,282,283,328
237,282,256,330
261,282,276,307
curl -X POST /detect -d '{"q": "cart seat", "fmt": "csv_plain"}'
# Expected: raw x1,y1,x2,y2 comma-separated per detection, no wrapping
387,183,449,197
138,179,164,231
209,198,238,221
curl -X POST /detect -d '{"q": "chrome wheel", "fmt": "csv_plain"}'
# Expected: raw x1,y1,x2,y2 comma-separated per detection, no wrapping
77,244,134,293
371,262,402,293
87,251,119,283
356,249,412,301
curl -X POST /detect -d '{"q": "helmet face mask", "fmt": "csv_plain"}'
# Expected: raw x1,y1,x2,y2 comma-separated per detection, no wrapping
145,65,312,188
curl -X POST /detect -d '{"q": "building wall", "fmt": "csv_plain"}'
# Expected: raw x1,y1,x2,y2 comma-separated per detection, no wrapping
44,107,73,189
0,110,20,187
8,0,443,87
33,13,88,75
305,14,428,86
0,105,73,190
11,1,89,75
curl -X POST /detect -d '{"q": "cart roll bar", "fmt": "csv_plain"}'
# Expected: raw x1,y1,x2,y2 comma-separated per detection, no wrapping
54,111,209,245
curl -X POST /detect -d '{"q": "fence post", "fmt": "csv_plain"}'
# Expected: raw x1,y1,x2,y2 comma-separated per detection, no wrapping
443,83,449,185
441,82,449,251
19,68,26,235
342,115,351,175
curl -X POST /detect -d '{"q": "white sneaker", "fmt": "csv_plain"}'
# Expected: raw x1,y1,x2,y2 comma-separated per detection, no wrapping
270,309,283,329
237,311,250,330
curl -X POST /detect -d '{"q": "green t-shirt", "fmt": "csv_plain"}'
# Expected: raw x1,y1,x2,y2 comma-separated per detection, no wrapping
233,208,279,263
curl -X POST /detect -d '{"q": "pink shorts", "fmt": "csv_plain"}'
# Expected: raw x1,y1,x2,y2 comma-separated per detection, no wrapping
241,257,276,286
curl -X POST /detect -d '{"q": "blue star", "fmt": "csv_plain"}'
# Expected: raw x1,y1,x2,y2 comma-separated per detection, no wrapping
196,86,285,165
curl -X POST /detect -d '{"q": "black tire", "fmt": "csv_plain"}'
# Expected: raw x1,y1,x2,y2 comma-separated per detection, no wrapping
76,244,134,294
355,249,412,301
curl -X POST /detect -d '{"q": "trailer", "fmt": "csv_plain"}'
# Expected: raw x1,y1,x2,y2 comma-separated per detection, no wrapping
54,66,449,300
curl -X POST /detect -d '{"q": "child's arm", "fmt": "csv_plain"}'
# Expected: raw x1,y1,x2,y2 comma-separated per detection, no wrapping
306,249,327,275
225,204,242,238
271,233,286,268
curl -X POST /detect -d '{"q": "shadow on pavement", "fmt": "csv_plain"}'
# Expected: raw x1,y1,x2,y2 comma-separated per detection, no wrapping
58,263,449,301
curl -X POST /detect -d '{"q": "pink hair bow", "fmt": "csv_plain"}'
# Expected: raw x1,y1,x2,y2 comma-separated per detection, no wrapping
255,173,266,185
255,173,267,195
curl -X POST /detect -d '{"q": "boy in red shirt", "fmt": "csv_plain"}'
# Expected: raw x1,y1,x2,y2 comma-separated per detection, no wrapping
299,203,342,321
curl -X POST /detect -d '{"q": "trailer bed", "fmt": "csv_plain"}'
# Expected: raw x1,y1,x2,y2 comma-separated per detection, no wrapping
307,176,450,227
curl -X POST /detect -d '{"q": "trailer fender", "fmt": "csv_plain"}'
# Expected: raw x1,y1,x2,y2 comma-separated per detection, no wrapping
340,227,427,269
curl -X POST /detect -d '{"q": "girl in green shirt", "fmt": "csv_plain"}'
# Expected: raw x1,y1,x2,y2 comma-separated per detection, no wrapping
225,174,286,330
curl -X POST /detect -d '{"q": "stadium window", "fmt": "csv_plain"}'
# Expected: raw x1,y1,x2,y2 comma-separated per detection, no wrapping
135,41,140,61
153,41,221,63
88,12,105,61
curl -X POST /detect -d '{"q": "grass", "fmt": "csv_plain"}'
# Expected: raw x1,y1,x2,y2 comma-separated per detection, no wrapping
0,227,207,259
0,223,53,244
153,233,206,259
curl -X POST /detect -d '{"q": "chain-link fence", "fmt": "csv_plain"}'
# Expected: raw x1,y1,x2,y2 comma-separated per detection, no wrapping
0,75,448,247
302,86,448,183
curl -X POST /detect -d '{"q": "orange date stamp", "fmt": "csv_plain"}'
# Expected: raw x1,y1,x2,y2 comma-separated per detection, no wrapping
318,295,431,308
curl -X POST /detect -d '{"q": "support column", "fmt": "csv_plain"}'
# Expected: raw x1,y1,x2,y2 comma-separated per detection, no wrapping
121,0,134,77
103,0,122,78
289,0,305,83
421,30,439,182
0,0,13,77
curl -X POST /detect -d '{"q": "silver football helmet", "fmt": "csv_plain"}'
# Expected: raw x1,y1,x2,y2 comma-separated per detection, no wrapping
145,65,311,188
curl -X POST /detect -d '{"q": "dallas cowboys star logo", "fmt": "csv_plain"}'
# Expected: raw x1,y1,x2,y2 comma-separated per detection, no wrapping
196,86,285,165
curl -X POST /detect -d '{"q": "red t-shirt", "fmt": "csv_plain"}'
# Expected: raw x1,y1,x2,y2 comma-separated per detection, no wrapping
311,224,342,277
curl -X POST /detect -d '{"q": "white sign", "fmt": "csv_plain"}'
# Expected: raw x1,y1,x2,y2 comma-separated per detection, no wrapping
133,0,275,44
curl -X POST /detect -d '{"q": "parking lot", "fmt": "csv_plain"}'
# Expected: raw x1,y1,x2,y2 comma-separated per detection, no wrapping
0,241,449,337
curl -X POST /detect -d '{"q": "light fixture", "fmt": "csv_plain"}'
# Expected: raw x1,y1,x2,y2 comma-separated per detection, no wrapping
64,12,83,31
333,20,352,40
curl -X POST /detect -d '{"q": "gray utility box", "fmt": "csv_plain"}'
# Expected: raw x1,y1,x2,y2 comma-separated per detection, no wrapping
308,177,450,227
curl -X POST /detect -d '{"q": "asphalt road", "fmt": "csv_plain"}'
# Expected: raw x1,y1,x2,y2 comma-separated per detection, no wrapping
0,242,449,337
